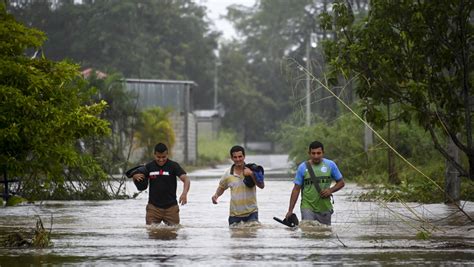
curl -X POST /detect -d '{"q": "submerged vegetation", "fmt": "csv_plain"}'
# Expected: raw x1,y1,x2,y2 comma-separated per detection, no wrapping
1,216,52,248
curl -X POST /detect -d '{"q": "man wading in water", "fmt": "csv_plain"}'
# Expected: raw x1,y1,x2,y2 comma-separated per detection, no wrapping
286,141,345,225
212,145,265,225
132,143,190,225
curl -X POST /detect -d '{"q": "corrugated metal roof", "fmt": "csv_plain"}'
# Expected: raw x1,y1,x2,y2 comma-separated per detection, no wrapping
194,109,220,117
125,78,197,87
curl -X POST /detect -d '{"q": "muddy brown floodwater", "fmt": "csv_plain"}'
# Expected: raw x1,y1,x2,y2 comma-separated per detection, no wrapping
0,180,473,266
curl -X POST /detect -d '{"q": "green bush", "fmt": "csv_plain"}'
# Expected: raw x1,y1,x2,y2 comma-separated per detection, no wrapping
6,195,28,206
198,131,236,165
274,112,367,176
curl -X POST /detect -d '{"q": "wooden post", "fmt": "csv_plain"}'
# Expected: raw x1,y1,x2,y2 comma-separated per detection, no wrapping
445,135,460,203
2,167,8,201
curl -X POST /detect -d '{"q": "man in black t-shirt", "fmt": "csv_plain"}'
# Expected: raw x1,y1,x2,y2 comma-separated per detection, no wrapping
132,143,190,225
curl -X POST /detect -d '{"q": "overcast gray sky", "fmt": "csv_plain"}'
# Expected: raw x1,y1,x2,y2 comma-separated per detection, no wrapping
200,0,255,40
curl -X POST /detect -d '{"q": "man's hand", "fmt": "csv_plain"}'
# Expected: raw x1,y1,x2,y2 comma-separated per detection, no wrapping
132,173,145,182
285,211,294,219
211,194,219,204
320,188,332,198
243,167,253,176
179,193,188,205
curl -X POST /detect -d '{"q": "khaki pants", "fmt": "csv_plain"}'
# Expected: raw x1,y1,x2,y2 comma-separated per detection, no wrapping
146,203,180,225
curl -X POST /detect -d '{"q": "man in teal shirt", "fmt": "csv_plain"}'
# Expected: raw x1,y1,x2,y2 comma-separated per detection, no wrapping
286,141,345,225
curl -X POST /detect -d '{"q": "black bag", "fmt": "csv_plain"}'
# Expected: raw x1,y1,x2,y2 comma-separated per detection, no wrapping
125,165,148,191
231,163,264,188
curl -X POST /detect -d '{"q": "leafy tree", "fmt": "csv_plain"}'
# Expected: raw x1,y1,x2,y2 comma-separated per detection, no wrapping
0,4,110,200
86,71,137,165
81,71,139,197
224,0,313,139
218,42,275,144
8,0,219,109
321,0,474,181
222,0,368,141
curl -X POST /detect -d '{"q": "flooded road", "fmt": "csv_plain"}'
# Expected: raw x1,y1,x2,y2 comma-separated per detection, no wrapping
0,179,473,266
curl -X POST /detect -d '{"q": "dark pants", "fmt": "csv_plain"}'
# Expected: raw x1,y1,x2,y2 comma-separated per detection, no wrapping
301,208,333,225
228,211,259,225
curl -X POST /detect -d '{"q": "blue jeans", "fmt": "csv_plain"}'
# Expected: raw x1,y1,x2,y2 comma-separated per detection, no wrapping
228,211,259,225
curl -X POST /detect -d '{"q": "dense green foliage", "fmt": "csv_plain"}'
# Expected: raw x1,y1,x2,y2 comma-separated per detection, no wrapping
0,5,111,200
78,72,139,198
220,1,369,141
7,0,364,143
8,0,219,109
274,109,474,202
321,0,474,180
85,72,137,172
6,195,27,206
217,43,275,143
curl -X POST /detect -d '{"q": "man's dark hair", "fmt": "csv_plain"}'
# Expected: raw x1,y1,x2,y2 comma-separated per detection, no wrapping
230,145,245,156
309,141,324,152
154,143,168,153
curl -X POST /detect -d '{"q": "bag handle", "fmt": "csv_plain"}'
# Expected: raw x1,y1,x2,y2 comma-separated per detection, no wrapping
305,161,322,193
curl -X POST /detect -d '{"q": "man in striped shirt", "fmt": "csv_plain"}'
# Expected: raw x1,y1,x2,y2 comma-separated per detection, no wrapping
212,145,265,225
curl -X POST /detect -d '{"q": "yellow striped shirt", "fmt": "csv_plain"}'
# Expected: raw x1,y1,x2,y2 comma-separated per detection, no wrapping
219,168,258,217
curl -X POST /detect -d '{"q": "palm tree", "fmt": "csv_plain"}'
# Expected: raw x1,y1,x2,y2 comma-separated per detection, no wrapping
134,107,175,162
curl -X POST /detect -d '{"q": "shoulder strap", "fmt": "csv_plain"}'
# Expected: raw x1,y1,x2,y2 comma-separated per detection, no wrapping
305,161,322,193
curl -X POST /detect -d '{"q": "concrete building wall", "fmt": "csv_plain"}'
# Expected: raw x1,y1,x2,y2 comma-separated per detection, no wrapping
170,112,196,164
187,113,197,163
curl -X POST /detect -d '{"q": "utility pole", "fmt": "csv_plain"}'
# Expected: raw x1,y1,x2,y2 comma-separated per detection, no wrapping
214,60,218,109
306,33,318,126
306,39,311,126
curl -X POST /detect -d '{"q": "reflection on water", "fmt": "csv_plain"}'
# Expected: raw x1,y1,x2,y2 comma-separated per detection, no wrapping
146,224,179,240
229,221,261,239
299,220,333,239
0,180,473,265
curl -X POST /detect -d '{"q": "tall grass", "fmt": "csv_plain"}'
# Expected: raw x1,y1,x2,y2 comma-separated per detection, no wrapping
198,131,237,165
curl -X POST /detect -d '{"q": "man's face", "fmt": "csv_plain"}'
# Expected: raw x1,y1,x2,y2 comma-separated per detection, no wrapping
231,151,245,167
154,151,168,166
309,147,324,164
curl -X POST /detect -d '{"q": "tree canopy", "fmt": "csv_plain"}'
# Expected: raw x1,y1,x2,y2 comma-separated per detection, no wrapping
0,4,110,198
321,0,474,180
8,0,219,109
220,0,368,141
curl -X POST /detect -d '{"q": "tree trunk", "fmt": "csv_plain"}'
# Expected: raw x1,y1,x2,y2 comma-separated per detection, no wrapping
445,135,460,203
470,156,474,181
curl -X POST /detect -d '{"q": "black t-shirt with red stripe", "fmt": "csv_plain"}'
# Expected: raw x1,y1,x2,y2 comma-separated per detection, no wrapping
145,159,186,208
